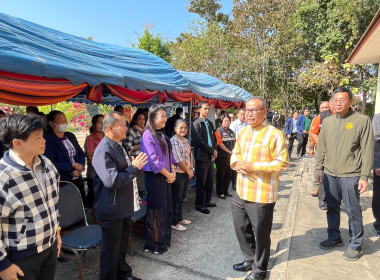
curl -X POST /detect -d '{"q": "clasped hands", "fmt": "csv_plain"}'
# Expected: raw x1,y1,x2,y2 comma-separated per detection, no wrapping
234,160,253,175
71,162,84,177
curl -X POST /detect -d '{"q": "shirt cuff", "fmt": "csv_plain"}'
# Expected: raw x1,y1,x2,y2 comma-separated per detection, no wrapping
0,257,12,272
360,175,368,181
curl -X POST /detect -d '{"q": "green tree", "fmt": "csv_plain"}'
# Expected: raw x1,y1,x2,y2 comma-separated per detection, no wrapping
171,21,235,82
187,0,229,26
229,0,301,111
136,29,171,63
294,0,380,113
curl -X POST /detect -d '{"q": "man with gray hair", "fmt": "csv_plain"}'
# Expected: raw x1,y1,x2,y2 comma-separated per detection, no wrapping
93,111,148,280
231,97,289,280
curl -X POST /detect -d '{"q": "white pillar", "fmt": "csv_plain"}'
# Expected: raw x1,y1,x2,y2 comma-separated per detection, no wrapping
376,62,380,114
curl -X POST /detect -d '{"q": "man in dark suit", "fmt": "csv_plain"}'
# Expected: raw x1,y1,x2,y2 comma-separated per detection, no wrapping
165,107,183,137
192,101,218,214
93,112,148,280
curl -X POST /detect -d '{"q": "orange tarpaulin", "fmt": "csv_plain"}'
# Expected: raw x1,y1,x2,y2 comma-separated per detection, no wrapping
106,85,167,104
0,70,244,108
0,70,88,106
166,91,244,109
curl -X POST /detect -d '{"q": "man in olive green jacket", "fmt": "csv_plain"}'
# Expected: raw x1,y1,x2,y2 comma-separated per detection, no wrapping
315,87,374,261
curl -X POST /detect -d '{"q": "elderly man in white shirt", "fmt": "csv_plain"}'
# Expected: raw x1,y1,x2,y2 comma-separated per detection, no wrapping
229,108,248,190
230,108,248,138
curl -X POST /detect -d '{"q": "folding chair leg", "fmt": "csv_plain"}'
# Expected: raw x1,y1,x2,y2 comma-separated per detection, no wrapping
60,249,83,280
129,235,134,257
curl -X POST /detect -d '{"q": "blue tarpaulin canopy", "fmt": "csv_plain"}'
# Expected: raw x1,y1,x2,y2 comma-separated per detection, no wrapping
0,12,190,92
0,12,250,107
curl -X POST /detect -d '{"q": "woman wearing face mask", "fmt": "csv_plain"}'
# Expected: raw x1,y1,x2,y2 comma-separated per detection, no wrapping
44,110,86,203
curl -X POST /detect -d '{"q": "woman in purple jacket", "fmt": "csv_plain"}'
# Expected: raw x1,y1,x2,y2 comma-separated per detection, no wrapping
140,104,176,254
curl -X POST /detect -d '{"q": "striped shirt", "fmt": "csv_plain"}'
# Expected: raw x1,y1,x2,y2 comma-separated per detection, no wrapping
231,121,289,203
60,137,77,180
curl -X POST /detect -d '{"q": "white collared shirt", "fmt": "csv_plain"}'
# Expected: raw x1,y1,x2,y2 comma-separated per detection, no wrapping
230,119,249,139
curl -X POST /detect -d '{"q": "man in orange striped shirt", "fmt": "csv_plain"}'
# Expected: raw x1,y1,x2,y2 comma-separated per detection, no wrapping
230,97,289,280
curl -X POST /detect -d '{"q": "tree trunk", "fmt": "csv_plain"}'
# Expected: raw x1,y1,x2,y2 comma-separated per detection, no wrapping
314,91,319,114
361,91,367,114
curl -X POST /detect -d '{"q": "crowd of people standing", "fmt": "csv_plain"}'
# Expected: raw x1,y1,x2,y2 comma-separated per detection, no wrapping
1,88,380,280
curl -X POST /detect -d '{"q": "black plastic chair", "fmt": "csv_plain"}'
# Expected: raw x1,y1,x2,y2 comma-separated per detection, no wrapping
58,181,102,280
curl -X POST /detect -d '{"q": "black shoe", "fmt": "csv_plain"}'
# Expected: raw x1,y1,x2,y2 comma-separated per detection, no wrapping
244,272,265,280
196,207,210,214
318,201,327,210
206,203,216,207
319,239,344,250
225,193,233,197
233,261,252,272
125,276,142,280
154,246,167,254
57,257,68,262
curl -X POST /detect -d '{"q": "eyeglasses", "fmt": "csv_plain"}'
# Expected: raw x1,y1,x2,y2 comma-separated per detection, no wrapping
244,108,266,114
333,99,348,105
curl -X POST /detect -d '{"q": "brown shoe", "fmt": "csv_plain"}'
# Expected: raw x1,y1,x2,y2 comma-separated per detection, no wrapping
310,189,318,197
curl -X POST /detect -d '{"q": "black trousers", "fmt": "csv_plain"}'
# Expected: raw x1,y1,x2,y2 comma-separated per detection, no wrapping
231,194,275,279
287,132,298,156
86,177,94,206
171,173,189,225
97,217,133,280
12,241,57,280
323,174,363,250
231,170,237,189
215,156,232,196
373,172,380,232
296,133,308,156
195,159,214,208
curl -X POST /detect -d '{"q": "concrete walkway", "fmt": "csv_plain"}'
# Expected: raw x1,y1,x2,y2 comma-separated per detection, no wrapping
55,161,296,280
55,156,379,280
270,157,380,280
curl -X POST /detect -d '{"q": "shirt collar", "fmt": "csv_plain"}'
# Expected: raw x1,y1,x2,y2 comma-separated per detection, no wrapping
335,108,354,119
104,135,123,148
9,149,42,170
250,120,267,131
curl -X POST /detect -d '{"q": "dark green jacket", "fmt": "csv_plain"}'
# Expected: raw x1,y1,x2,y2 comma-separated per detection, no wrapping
315,109,374,181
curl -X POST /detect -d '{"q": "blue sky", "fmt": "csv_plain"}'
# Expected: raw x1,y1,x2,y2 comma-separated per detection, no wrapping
1,0,233,47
